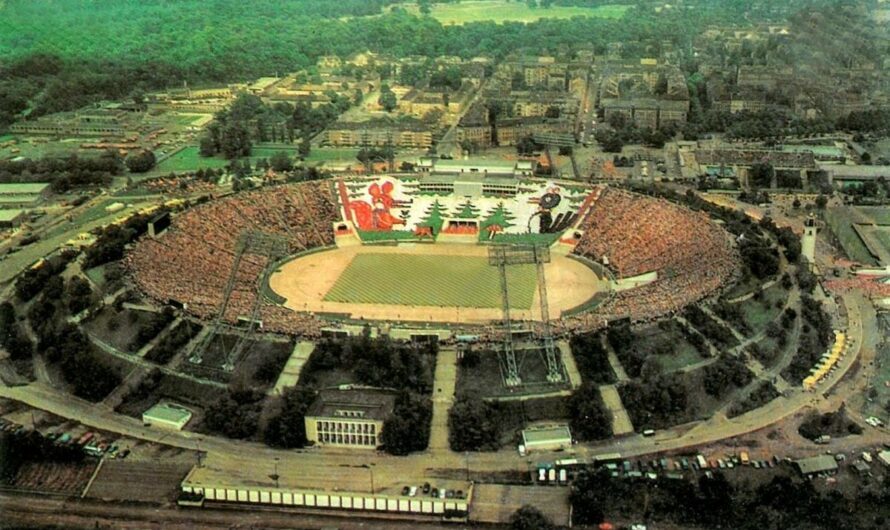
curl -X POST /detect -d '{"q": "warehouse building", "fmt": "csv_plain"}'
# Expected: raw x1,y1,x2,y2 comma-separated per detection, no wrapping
0,182,51,208
142,401,193,430
794,455,838,476
521,425,573,453
304,387,397,449
0,209,26,229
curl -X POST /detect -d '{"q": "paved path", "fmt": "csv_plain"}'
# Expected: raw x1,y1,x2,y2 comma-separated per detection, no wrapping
269,341,315,396
136,316,182,358
602,335,629,382
86,330,225,389
428,348,458,453
599,384,634,436
557,340,582,388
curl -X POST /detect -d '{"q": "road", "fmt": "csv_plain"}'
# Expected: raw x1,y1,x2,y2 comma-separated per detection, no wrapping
0,288,873,496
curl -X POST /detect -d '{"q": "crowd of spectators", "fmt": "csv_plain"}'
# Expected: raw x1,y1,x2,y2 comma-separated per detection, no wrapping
125,180,339,337
568,187,739,329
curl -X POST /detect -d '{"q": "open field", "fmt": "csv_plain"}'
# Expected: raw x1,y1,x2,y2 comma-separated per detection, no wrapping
401,1,629,25
825,206,880,265
324,253,537,309
271,243,605,323
155,145,358,173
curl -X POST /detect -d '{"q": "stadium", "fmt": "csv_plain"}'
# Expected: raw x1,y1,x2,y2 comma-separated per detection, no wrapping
124,172,739,384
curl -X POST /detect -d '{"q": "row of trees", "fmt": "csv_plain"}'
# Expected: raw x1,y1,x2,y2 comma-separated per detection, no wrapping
571,466,890,529
0,0,802,130
0,152,122,192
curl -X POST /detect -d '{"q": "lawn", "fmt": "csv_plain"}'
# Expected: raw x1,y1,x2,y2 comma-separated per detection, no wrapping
738,285,786,333
155,146,229,172
155,145,357,173
405,1,629,24
824,207,878,265
324,253,537,309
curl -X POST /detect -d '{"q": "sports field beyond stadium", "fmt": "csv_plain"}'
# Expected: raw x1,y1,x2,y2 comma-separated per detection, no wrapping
268,244,606,324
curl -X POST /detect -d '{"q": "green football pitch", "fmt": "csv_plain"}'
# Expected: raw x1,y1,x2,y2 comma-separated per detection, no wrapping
323,253,537,309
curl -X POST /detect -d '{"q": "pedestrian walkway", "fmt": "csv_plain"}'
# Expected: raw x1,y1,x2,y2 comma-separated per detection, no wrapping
557,340,582,388
599,384,634,436
602,335,629,382
428,348,458,452
269,341,315,396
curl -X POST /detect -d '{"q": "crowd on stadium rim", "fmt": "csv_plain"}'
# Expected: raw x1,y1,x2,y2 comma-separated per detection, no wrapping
124,180,339,337
124,181,740,343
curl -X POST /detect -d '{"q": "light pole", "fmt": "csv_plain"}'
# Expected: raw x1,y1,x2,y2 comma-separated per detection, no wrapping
269,457,280,489
361,463,375,493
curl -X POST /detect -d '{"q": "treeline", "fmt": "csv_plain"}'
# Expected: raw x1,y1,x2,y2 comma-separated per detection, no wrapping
571,467,890,529
0,302,33,361
0,152,122,192
82,210,160,269
0,429,85,483
0,0,796,128
15,251,121,401
199,94,350,161
782,294,833,382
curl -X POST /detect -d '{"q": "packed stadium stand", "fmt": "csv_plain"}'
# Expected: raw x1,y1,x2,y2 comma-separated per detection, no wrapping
568,187,739,327
125,180,339,336
126,180,738,339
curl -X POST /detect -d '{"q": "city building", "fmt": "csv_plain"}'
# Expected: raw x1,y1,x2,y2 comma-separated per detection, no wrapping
304,387,397,449
324,119,433,149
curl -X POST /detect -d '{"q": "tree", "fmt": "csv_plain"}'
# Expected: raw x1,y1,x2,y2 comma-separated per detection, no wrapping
124,149,156,173
569,383,612,441
378,84,397,113
515,135,541,156
815,194,828,209
381,392,431,455
510,506,553,530
199,136,217,157
220,122,252,159
264,386,316,448
448,397,501,451
269,150,293,172
749,161,775,188
298,136,311,159
595,129,624,153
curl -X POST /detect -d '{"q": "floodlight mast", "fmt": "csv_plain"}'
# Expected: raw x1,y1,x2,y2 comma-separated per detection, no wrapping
488,244,563,387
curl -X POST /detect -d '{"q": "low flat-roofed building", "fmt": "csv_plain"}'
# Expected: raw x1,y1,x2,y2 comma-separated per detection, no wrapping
142,401,193,430
823,164,890,183
0,208,26,229
794,455,838,476
0,182,51,208
419,172,519,198
521,425,572,452
304,387,397,449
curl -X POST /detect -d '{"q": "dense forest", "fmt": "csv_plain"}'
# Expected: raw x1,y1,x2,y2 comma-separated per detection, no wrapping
0,0,835,130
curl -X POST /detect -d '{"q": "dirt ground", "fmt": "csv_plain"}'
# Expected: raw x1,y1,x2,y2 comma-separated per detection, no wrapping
268,244,606,324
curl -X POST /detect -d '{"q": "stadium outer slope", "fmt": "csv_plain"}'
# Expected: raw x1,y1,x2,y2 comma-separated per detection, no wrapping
124,180,739,338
